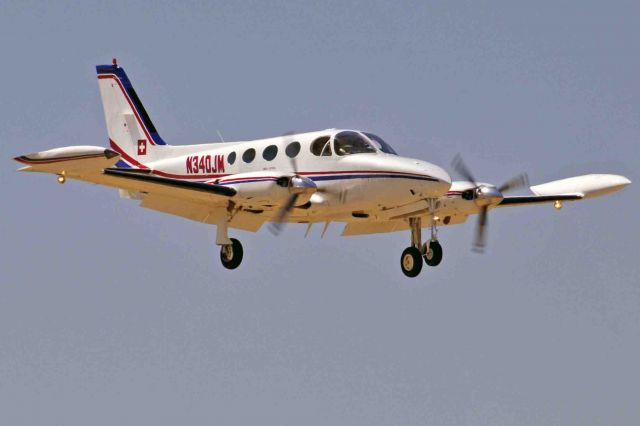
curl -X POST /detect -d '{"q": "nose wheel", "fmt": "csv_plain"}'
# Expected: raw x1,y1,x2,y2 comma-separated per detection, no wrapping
400,217,426,278
220,238,243,269
422,240,443,266
401,247,423,277
401,212,444,277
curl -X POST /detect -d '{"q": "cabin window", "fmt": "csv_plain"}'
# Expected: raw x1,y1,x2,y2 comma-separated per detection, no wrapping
310,136,332,156
285,141,301,158
364,132,398,155
227,151,236,165
334,131,376,156
242,148,256,163
263,145,278,161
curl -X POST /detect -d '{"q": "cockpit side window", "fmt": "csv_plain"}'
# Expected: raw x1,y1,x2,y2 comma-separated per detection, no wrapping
310,136,332,156
334,131,377,156
364,132,398,155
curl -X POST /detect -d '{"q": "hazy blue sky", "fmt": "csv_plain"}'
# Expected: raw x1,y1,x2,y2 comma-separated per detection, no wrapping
1,1,638,425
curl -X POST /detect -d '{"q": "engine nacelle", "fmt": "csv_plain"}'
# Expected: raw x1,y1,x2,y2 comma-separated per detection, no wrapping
209,171,314,207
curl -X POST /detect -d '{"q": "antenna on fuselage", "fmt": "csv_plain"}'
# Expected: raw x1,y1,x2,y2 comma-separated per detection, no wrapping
216,130,225,143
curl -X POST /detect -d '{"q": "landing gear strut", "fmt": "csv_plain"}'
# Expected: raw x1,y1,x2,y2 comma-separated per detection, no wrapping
423,209,443,267
400,217,424,277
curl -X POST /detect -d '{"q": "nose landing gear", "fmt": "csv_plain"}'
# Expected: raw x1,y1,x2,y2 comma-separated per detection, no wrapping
400,217,426,277
422,214,443,266
401,246,423,277
423,240,442,266
400,209,444,277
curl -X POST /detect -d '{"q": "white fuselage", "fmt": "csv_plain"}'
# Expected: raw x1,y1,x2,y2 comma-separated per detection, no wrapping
128,129,452,223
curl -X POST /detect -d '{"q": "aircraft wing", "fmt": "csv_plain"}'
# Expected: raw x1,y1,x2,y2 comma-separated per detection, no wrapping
15,146,235,204
498,174,630,208
14,145,268,231
341,174,630,236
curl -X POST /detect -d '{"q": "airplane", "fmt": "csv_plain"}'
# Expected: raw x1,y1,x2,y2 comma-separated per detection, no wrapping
14,59,631,277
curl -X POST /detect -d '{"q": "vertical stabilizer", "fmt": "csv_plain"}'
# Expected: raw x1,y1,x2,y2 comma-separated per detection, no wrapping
96,59,168,168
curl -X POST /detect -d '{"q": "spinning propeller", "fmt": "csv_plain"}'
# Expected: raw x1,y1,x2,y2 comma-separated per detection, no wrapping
269,136,317,235
451,154,529,252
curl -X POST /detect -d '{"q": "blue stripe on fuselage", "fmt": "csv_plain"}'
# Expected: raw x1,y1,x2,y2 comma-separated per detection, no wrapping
309,174,437,182
215,173,437,185
218,178,278,185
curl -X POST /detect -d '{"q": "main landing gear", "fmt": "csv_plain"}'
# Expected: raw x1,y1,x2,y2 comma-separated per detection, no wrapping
423,240,442,266
401,246,423,278
400,214,444,278
216,217,244,270
220,238,243,270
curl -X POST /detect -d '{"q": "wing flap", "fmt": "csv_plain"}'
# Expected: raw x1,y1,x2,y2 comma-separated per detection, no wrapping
342,221,408,236
139,194,265,232
140,194,227,223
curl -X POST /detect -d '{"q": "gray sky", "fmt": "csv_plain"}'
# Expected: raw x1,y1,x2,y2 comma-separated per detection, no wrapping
1,1,639,425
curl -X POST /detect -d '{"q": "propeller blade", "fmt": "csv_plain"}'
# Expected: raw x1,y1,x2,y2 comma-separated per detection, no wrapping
289,154,298,176
497,173,529,193
473,206,488,253
451,154,477,185
269,193,299,235
281,132,299,174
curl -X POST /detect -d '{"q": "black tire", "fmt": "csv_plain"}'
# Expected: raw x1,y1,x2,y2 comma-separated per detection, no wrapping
423,240,443,267
220,238,243,269
400,246,423,278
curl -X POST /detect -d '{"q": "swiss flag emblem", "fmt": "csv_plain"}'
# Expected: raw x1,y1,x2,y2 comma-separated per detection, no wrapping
137,139,147,156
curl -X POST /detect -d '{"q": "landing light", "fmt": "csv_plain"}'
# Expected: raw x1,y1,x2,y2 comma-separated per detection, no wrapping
57,175,66,184
554,200,562,210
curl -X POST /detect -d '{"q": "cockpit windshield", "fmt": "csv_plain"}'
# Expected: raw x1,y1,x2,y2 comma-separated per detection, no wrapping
364,132,398,155
334,131,377,156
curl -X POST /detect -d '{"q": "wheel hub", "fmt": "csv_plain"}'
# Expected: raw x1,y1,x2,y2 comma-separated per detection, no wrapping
425,249,434,260
403,254,414,270
222,245,234,261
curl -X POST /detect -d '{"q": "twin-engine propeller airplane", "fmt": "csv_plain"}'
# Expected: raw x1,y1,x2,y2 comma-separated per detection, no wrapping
15,59,631,277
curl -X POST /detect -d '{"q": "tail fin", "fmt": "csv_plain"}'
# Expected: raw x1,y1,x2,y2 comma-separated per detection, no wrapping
96,59,167,168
